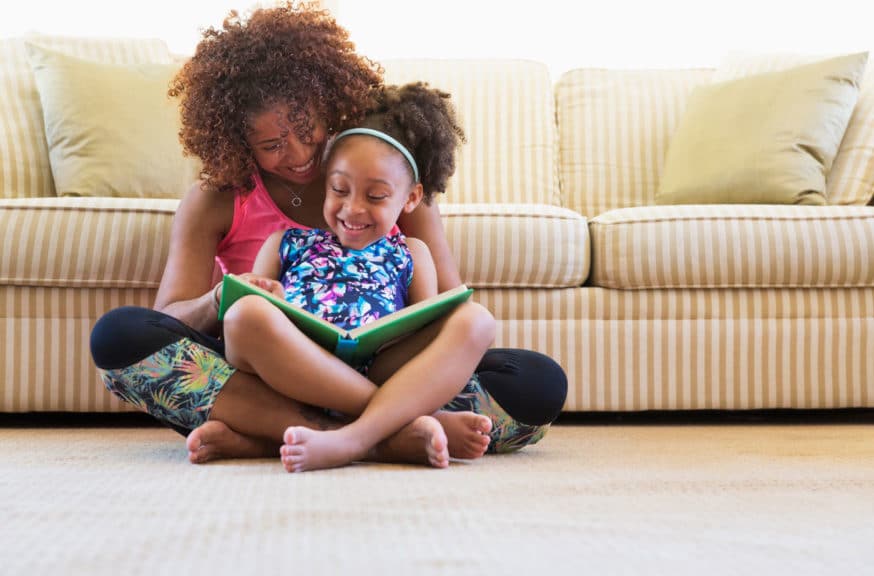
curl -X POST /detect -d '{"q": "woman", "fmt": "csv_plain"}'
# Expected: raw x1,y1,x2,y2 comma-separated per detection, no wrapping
89,3,567,464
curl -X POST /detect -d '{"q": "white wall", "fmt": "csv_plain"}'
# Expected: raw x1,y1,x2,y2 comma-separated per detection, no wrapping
3,0,871,76
335,0,873,76
0,1,270,54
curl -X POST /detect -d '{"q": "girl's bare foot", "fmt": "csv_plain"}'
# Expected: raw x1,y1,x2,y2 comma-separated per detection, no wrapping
372,415,449,469
280,415,449,472
434,411,492,459
186,421,277,464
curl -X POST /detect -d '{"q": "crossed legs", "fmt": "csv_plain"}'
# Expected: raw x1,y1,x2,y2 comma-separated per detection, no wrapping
210,295,495,471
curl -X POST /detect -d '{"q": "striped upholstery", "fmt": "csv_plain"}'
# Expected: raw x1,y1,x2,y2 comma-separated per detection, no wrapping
589,205,874,289
555,69,712,218
0,198,587,291
441,203,588,288
1,286,154,412
0,197,178,288
382,59,559,205
712,52,874,206
2,53,873,415
476,287,874,411
0,36,171,200
6,283,871,413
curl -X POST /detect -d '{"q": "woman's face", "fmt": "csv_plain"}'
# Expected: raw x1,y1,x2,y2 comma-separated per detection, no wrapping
246,103,328,186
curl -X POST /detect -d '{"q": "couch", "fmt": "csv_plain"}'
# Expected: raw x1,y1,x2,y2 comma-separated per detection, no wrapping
2,35,873,414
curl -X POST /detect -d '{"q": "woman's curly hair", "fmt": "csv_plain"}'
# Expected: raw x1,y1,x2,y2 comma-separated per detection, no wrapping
352,82,466,204
169,2,383,194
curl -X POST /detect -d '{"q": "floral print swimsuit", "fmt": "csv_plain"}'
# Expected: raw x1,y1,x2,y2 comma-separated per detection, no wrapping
278,227,413,334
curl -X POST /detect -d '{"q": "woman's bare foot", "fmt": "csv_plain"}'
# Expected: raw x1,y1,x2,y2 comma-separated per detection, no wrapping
186,421,277,464
280,415,449,472
434,411,492,459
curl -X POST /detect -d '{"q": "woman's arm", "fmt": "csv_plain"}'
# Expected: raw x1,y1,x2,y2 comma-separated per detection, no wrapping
405,237,438,304
153,182,234,334
397,200,462,293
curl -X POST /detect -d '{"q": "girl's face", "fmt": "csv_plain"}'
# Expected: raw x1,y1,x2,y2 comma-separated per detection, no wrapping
323,136,423,250
246,103,327,186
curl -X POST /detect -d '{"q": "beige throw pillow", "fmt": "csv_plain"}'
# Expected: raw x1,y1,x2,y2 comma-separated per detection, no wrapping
713,51,874,206
656,52,868,206
25,42,200,198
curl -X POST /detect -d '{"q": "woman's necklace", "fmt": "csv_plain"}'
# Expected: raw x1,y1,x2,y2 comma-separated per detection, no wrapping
283,181,303,207
266,174,303,208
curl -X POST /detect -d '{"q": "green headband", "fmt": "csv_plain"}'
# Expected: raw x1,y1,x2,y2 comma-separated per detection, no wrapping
332,127,419,183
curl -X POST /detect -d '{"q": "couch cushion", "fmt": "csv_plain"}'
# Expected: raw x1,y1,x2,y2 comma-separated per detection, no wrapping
24,44,200,199
0,36,172,200
383,59,559,206
0,199,588,290
714,52,874,206
441,203,589,288
555,68,711,218
656,53,867,207
0,197,177,288
589,205,874,289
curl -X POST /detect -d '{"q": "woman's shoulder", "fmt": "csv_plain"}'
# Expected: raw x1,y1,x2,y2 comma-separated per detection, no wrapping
177,181,236,234
180,180,235,211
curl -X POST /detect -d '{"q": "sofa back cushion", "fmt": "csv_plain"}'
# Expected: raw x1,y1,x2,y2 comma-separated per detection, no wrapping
555,69,711,218
382,59,559,206
0,35,172,200
557,60,874,216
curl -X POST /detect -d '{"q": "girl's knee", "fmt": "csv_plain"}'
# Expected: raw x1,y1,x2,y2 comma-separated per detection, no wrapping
448,302,495,351
223,295,276,340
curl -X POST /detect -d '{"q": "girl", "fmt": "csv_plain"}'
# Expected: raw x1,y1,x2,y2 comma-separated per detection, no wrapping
225,83,495,471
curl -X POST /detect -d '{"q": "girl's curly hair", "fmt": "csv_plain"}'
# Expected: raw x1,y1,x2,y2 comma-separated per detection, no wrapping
349,82,466,205
169,2,383,194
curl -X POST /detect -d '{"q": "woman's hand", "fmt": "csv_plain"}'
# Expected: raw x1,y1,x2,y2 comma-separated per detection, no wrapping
238,273,285,298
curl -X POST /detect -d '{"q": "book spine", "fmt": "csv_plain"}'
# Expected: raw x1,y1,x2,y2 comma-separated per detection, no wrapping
333,337,359,365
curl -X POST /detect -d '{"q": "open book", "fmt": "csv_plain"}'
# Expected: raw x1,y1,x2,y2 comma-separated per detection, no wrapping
217,273,474,365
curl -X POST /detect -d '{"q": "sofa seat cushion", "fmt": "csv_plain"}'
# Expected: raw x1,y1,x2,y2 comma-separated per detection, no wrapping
441,203,589,288
0,197,177,288
589,205,874,289
0,199,589,291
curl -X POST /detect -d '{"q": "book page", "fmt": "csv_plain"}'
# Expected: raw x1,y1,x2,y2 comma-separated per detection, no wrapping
348,285,473,338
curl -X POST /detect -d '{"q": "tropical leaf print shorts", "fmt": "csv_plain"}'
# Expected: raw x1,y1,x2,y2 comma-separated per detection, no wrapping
99,337,234,433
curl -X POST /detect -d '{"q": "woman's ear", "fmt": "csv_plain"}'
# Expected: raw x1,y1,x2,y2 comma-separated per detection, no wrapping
403,183,425,213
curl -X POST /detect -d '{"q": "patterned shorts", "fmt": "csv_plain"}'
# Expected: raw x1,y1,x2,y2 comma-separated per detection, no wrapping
443,373,548,454
99,337,235,433
100,336,547,453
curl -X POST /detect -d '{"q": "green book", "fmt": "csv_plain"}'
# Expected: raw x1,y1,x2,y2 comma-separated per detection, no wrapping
217,273,474,366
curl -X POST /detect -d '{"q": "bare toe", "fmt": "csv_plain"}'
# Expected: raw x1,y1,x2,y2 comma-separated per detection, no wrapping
435,411,492,460
186,420,275,463
372,415,448,468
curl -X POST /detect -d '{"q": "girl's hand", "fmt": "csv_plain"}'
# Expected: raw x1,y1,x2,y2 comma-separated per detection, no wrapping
239,273,285,298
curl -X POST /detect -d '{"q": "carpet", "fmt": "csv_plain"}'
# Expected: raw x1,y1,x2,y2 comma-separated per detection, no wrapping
1,420,872,575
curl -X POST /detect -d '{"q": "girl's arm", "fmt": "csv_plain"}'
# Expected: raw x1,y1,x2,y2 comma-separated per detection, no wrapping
397,200,462,293
153,182,233,334
405,237,438,304
250,230,286,298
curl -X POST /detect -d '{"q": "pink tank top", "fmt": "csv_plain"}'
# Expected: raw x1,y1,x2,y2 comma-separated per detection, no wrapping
215,171,308,275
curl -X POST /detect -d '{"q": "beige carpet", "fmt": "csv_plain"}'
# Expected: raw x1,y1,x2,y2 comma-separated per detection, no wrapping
1,420,872,575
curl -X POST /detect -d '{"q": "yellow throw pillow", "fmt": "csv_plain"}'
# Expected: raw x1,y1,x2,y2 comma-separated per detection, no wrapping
25,42,200,198
656,52,868,206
